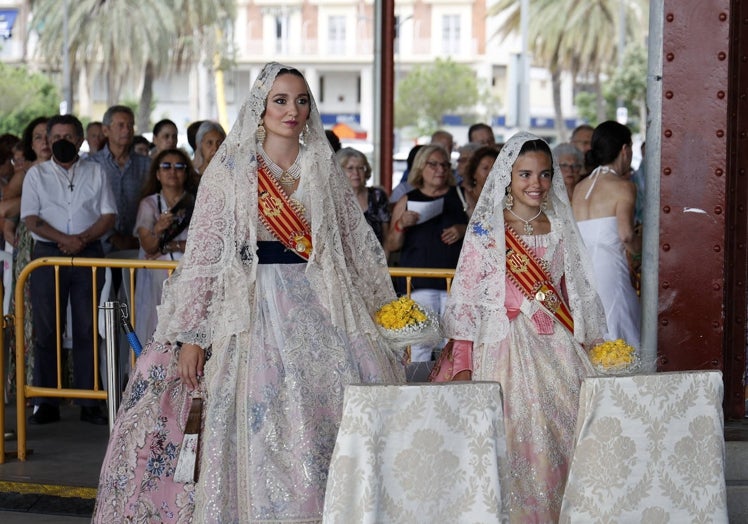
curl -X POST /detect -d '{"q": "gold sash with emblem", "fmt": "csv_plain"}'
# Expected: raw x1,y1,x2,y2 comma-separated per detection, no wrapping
505,226,574,333
257,157,313,260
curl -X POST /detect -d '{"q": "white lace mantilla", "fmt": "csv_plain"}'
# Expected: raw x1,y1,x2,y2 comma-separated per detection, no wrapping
442,131,606,368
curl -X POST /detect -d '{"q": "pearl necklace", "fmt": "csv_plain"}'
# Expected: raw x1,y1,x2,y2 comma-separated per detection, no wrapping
259,147,301,186
506,207,543,235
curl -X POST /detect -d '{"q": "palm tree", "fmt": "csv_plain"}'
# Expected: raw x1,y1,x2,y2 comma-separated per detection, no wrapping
167,0,236,129
131,0,236,132
31,1,174,109
29,0,234,130
490,0,647,139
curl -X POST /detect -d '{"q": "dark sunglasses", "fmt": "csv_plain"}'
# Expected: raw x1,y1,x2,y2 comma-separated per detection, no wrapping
159,162,187,171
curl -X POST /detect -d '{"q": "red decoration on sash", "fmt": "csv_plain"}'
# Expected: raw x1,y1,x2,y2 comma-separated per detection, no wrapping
257,158,313,260
504,226,575,334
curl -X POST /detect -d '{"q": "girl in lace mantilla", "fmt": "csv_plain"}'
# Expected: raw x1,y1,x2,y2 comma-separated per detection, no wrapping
434,132,606,522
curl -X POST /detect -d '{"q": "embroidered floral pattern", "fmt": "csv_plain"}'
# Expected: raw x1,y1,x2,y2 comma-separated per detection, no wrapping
560,372,727,522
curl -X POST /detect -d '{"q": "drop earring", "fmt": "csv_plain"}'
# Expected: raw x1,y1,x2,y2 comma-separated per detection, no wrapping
505,191,514,210
256,121,266,143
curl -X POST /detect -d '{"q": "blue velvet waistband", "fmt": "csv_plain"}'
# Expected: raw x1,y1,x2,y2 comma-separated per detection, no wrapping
257,241,307,264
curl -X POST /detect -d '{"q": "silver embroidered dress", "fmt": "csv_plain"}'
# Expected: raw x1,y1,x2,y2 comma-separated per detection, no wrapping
94,62,404,524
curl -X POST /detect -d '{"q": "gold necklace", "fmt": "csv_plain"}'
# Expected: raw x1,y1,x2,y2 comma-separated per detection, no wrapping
260,148,301,186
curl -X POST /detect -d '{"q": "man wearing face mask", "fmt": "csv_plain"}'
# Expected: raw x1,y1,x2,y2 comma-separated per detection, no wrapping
20,114,117,425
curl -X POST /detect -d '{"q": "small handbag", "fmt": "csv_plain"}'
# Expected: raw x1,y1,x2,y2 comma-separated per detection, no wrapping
173,387,203,483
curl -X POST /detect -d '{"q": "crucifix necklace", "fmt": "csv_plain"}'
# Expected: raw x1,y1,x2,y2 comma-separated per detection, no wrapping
61,165,76,191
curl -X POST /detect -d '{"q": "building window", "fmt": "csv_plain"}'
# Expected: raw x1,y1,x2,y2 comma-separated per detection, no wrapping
275,14,290,54
441,14,460,55
328,15,346,55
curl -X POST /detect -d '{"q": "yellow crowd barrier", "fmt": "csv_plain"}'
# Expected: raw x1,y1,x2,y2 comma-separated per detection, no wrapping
1,257,454,462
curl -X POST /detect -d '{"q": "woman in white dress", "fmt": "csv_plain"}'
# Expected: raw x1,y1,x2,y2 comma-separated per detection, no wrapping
571,120,641,349
94,62,404,523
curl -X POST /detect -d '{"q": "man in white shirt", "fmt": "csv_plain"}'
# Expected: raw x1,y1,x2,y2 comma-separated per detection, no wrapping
20,114,117,425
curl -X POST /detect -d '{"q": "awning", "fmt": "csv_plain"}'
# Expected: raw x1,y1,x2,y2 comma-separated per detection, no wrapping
332,122,367,140
0,9,18,40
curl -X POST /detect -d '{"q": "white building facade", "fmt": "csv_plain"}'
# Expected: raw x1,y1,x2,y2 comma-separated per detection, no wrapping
1,0,585,147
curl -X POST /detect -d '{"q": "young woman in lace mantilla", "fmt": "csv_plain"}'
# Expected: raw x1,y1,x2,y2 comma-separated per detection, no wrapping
94,62,404,524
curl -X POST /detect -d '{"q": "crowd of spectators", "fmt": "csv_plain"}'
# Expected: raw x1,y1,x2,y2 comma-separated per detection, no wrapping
0,108,219,426
3,113,642,424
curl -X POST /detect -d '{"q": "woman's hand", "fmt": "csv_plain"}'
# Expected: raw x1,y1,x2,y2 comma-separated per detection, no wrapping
153,212,174,236
440,224,464,245
398,209,420,229
178,343,205,390
452,370,472,381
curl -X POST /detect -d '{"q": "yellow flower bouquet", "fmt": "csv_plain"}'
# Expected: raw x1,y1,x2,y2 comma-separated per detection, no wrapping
589,339,640,375
374,296,442,348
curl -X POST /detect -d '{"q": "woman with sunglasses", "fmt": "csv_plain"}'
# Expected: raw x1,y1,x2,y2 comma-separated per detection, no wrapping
388,144,469,364
133,148,198,343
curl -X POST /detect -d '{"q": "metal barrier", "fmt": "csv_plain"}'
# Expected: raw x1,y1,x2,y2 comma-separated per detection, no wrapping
1,257,454,462
0,281,8,463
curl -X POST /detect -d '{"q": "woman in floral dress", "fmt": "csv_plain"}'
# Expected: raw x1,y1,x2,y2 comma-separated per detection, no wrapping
94,63,404,523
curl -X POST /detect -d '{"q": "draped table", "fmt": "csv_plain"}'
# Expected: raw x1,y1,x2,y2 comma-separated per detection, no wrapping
323,382,508,524
560,370,728,523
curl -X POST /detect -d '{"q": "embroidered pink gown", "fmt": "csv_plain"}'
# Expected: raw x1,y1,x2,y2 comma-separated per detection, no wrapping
466,232,595,522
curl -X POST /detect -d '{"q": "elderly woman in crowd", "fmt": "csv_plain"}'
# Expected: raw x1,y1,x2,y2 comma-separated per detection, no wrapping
387,144,469,362
192,120,226,176
336,147,390,252
553,142,585,201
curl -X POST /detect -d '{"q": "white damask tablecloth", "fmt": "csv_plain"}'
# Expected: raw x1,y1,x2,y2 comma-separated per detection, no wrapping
322,382,508,524
560,370,728,523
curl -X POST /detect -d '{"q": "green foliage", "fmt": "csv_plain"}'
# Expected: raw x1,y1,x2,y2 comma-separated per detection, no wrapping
606,45,647,132
574,91,598,126
0,63,60,135
574,45,647,132
395,58,480,135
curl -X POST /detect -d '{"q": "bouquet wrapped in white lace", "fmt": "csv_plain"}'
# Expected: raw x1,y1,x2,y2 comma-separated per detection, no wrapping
374,296,442,349
588,339,641,375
